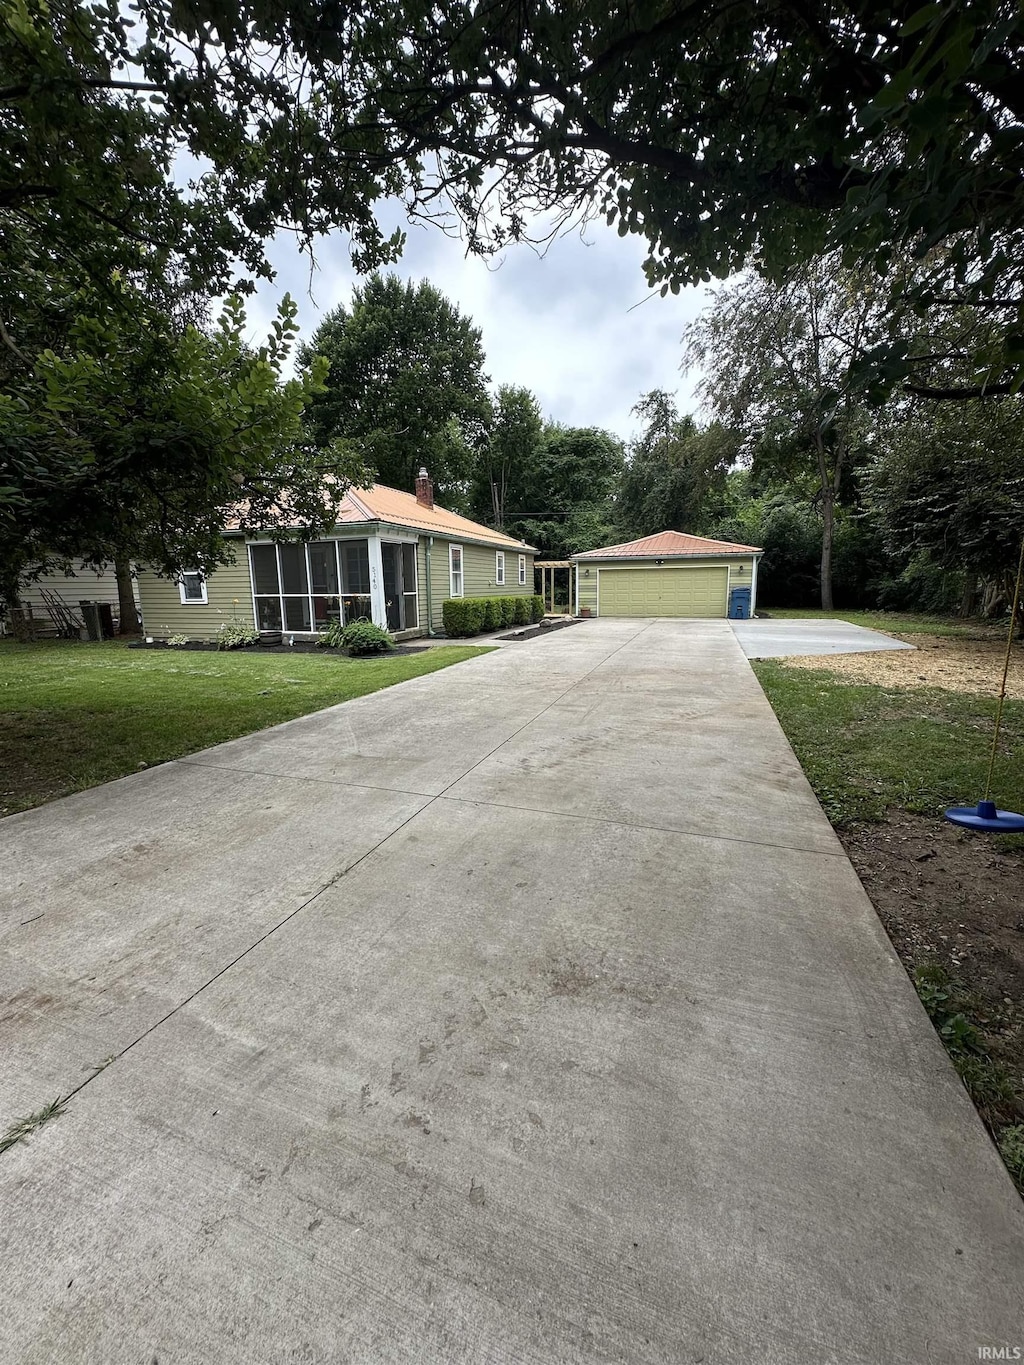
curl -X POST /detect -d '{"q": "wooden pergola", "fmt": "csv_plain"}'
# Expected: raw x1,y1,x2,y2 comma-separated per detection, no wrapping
535,560,573,615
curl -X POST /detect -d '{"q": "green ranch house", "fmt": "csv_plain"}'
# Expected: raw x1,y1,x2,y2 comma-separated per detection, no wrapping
136,470,537,642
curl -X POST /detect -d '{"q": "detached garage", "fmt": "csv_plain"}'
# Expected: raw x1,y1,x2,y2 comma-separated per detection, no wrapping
572,531,763,619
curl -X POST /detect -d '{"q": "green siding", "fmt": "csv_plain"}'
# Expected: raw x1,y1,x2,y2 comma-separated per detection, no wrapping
575,556,756,615
137,545,254,640
420,537,533,632
140,531,534,639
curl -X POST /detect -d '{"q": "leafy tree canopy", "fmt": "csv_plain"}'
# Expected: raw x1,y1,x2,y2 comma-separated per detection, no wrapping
685,259,886,606
0,288,370,603
5,1,1021,387
507,424,625,558
297,273,490,505
617,391,738,541
865,394,1024,586
469,384,543,530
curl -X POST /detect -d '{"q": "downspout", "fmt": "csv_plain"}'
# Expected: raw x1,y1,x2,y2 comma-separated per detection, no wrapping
750,555,760,617
426,536,436,636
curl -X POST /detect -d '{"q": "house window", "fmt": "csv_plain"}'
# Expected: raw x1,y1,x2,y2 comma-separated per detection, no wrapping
178,571,207,605
449,544,464,598
249,540,372,632
495,551,505,586
518,554,527,585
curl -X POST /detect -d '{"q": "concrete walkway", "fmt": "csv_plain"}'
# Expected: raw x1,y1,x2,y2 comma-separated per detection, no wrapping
731,617,916,657
1,620,1021,1364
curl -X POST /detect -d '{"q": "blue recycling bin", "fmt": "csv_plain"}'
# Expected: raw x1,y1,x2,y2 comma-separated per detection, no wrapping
728,586,751,620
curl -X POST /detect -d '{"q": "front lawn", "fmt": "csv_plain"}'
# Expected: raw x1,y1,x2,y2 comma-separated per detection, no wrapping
0,639,489,817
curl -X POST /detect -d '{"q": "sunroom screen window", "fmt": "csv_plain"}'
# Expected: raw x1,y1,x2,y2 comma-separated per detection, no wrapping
250,544,279,595
343,542,370,594
250,540,371,633
309,542,339,595
279,543,308,595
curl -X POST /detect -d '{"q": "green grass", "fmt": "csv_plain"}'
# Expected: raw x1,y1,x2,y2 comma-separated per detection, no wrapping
752,660,1024,829
0,639,490,816
762,608,993,638
0,1097,65,1155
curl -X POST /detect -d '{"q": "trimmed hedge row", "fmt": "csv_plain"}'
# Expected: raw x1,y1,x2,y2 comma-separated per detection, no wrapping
443,594,545,637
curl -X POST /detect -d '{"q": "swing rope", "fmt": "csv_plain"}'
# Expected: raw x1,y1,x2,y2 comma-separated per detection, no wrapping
983,535,1024,802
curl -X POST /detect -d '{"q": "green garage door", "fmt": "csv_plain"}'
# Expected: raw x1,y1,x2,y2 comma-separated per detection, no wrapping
598,566,729,617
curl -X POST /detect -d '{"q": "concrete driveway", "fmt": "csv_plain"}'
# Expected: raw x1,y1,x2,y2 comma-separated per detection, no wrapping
732,617,915,657
1,619,1021,1364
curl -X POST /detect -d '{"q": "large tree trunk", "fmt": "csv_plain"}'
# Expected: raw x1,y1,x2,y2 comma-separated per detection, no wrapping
114,555,139,635
819,493,834,611
958,575,979,618
816,441,836,611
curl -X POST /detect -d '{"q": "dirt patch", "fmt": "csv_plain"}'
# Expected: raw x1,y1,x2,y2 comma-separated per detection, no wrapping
783,632,1024,697
842,811,1024,1110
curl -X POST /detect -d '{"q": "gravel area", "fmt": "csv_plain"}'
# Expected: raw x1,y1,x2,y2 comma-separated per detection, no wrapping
782,632,1024,698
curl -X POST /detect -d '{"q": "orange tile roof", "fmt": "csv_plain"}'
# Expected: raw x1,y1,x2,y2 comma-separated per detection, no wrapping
344,485,534,550
227,482,534,551
572,531,762,559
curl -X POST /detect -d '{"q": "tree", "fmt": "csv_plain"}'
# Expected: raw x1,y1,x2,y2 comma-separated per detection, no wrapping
297,274,490,505
865,394,1024,616
5,1,1022,391
618,392,738,540
469,385,543,530
508,425,624,559
684,260,885,609
0,290,370,610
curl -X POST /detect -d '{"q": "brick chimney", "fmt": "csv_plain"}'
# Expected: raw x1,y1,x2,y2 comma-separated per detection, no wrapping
415,466,434,509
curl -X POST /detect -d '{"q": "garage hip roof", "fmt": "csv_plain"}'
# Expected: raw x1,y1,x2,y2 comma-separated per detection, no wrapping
572,531,762,559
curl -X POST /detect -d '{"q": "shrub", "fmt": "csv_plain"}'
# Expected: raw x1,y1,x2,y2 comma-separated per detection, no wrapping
513,596,531,625
316,620,348,649
499,596,518,627
531,595,545,623
167,634,189,647
217,620,260,650
480,598,502,631
342,619,393,655
443,598,486,636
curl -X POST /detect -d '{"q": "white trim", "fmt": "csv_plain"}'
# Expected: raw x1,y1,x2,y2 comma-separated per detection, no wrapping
595,564,732,619
518,553,527,586
750,555,759,616
495,550,505,586
368,533,387,629
574,563,579,617
380,537,421,632
573,551,758,564
449,543,464,598
178,571,207,605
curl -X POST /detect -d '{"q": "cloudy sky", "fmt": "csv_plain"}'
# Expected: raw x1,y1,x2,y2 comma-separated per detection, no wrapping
242,203,714,446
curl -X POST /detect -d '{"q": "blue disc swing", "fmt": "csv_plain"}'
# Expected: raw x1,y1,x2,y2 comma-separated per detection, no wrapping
945,538,1024,833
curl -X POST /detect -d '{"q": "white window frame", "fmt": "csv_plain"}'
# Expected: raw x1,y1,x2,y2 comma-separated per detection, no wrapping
495,551,505,586
449,543,464,598
248,538,372,634
178,571,208,605
518,554,527,586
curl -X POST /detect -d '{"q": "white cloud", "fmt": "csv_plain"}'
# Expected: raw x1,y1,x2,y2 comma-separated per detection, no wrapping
239,206,713,444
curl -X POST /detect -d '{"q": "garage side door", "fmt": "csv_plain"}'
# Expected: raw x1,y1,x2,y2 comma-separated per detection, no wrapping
597,566,729,617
